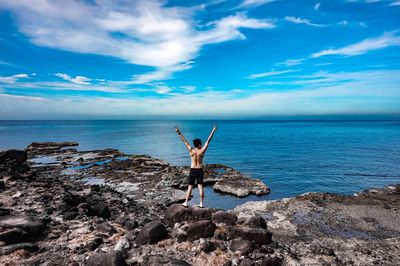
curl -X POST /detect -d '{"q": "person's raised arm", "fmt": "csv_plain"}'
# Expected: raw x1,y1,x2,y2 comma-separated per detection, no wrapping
201,124,217,154
175,126,192,152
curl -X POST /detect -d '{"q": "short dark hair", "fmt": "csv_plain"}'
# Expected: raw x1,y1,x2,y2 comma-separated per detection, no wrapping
193,139,202,148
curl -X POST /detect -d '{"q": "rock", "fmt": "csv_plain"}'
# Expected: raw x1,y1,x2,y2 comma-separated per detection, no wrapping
125,220,139,230
212,211,237,225
0,207,11,216
91,203,112,219
201,240,217,253
165,204,214,226
135,221,167,245
0,149,27,164
96,222,117,235
114,237,130,252
87,237,104,251
227,226,272,245
213,178,270,197
183,220,217,241
229,239,254,255
239,215,267,229
27,142,78,153
0,243,38,255
0,215,45,239
260,256,282,266
239,258,254,266
0,228,28,244
86,251,127,266
145,255,192,266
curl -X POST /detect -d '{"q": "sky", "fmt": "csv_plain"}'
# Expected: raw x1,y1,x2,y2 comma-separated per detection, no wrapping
0,0,399,119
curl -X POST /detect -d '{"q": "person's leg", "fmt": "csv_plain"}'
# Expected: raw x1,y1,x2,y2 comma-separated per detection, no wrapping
198,184,204,208
182,185,193,207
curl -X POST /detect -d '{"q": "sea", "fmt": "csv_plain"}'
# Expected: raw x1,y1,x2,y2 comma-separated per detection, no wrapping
1,120,399,209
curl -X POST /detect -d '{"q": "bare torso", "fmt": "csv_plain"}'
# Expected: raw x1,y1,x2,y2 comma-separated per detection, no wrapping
190,148,204,168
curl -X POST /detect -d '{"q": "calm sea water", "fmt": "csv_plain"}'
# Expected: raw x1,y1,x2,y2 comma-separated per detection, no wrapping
1,120,399,209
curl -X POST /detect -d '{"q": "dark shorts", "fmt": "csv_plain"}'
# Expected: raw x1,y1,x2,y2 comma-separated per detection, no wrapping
188,168,204,185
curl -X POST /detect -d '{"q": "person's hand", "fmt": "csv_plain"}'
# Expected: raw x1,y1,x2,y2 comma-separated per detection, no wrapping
175,126,181,134
213,124,217,131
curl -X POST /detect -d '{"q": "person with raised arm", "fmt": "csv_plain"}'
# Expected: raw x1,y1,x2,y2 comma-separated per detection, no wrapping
175,125,217,208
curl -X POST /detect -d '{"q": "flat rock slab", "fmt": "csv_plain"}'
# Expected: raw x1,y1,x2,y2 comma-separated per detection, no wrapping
214,178,270,197
165,204,215,226
0,215,45,239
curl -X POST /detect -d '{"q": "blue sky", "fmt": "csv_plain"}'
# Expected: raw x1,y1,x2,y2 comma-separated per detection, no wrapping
0,0,399,119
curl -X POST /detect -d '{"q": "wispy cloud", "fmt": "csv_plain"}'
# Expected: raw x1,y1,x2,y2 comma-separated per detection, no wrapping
276,58,305,67
314,3,321,11
285,16,325,27
55,73,91,85
0,0,274,84
0,73,30,83
238,0,276,8
312,32,400,58
247,69,298,79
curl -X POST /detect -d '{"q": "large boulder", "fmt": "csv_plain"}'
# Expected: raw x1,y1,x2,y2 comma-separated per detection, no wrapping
86,251,127,266
0,215,45,240
135,221,167,245
0,228,28,244
229,238,254,255
182,220,217,241
165,204,214,226
212,211,237,225
238,215,267,229
0,149,27,164
227,226,272,245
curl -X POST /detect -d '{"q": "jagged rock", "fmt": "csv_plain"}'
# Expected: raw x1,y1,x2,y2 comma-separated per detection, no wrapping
86,251,127,266
144,255,192,266
212,211,237,225
135,221,167,245
260,256,282,266
87,237,104,251
238,215,267,229
0,242,38,255
164,204,214,226
0,149,27,164
90,203,111,219
227,226,272,245
229,239,254,255
183,220,217,241
201,239,217,253
0,215,45,239
0,228,28,244
239,258,254,266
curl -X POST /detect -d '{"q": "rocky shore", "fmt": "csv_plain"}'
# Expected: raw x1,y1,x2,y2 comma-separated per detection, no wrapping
1,142,399,265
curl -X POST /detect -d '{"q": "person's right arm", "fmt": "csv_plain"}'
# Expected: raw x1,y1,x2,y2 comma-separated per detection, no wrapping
175,126,193,152
201,124,217,154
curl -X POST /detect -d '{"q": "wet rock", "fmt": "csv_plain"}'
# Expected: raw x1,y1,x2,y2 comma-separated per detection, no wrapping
229,239,254,255
0,215,45,239
135,221,167,245
212,211,237,225
86,251,127,266
0,228,28,244
227,226,272,245
183,220,217,241
164,204,214,226
0,242,38,255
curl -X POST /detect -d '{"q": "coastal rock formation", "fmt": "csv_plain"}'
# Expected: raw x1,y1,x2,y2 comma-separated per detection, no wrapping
1,142,399,265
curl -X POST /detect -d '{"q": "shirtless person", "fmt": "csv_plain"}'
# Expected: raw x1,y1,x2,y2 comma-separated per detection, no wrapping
175,125,217,208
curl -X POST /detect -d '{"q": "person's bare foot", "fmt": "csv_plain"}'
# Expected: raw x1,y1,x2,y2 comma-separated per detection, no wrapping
181,202,188,208
198,203,204,208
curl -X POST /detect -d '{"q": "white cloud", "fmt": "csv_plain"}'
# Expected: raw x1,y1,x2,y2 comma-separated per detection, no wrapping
0,0,274,84
55,73,91,85
239,0,276,8
276,58,305,66
1,69,399,119
314,3,321,10
0,73,30,83
312,32,400,58
180,85,197,93
285,16,325,27
338,20,349,25
247,69,298,79
389,0,400,5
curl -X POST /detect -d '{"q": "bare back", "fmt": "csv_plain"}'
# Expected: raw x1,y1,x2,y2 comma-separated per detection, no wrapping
190,148,204,168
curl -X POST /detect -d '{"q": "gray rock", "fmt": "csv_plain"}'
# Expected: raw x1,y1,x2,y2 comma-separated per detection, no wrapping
239,258,254,266
164,204,214,226
229,238,254,255
239,215,267,229
0,242,38,255
86,251,127,266
183,220,217,241
212,211,237,225
145,255,192,266
0,215,45,239
0,228,28,244
227,226,272,245
114,237,130,252
135,221,167,245
0,149,27,164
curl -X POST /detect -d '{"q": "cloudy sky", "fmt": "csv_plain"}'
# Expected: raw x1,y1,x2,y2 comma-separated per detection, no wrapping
0,0,399,119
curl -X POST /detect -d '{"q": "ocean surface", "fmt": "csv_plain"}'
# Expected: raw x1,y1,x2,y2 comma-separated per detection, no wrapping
1,120,400,209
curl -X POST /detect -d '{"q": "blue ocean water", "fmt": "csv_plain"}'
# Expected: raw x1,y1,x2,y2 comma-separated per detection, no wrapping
1,120,400,209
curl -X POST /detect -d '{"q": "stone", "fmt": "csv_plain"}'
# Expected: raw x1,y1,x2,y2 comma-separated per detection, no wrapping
164,204,214,226
114,237,130,252
0,149,27,164
87,237,104,251
240,215,267,229
0,243,38,255
260,256,282,266
239,258,254,266
227,226,272,245
0,215,45,239
0,207,11,216
0,228,28,244
86,251,127,266
145,255,192,266
212,211,237,225
135,221,167,245
183,220,217,241
201,240,217,253
91,203,112,219
229,239,254,255
96,222,117,235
